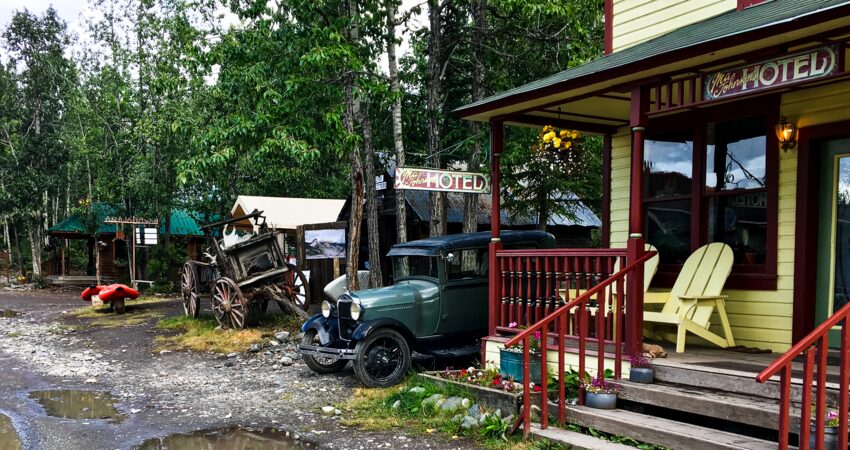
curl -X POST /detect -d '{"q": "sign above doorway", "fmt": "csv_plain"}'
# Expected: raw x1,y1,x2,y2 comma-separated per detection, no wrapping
394,167,490,194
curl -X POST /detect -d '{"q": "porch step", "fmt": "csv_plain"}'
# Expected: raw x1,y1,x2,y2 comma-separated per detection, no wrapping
530,424,635,450
618,379,800,431
565,405,781,450
652,362,840,404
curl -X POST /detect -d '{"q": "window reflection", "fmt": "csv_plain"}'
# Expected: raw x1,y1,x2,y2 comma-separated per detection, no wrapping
645,199,692,265
833,157,850,312
644,130,694,199
706,116,767,192
707,193,767,265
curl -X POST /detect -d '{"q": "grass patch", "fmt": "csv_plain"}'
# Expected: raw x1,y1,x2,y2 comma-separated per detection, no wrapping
339,376,534,450
154,313,301,354
66,296,169,328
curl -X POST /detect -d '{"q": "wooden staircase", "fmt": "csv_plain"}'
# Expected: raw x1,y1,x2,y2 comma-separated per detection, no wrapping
532,362,838,449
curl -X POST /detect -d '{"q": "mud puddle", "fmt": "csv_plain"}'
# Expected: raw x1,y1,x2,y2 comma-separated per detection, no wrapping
0,414,21,450
0,309,18,318
136,427,310,449
29,390,124,423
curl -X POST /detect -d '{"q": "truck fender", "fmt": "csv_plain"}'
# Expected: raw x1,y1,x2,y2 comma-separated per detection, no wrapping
301,314,337,346
352,318,416,343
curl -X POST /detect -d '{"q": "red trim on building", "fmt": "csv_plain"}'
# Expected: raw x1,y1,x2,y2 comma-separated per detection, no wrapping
738,0,766,10
601,135,612,247
793,121,850,343
604,0,613,55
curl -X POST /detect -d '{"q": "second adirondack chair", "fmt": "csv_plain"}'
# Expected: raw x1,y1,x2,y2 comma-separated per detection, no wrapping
643,242,735,353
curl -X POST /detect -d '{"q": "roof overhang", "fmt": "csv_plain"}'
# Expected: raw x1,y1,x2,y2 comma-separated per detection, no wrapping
457,1,850,131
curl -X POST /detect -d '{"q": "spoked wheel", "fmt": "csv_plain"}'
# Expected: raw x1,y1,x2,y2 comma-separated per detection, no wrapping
211,278,250,329
353,328,410,388
180,262,201,318
301,329,348,374
280,263,311,311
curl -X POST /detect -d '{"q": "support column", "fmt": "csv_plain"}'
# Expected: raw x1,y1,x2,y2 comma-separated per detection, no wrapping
488,119,504,338
626,86,648,356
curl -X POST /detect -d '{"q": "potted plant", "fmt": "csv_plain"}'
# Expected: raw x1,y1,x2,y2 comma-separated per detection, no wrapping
628,354,653,383
810,405,843,450
583,374,620,410
499,322,542,383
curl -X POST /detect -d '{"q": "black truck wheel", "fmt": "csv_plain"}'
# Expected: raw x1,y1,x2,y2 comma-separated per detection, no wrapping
353,328,410,388
301,329,348,374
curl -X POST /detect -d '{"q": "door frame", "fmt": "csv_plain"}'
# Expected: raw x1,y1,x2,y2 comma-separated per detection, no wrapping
793,120,850,342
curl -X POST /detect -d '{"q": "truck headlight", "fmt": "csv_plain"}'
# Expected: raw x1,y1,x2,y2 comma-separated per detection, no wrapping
321,300,333,318
350,299,362,321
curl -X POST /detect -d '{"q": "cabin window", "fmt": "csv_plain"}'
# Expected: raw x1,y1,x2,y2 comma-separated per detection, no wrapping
642,108,777,289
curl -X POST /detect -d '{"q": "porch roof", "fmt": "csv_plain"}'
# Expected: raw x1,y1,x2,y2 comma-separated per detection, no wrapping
456,0,850,127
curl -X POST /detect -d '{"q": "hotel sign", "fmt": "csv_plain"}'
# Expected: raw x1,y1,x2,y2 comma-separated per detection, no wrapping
394,167,490,194
704,45,838,101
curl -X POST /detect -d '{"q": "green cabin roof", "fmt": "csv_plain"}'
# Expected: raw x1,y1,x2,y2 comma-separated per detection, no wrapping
456,0,850,117
49,205,211,237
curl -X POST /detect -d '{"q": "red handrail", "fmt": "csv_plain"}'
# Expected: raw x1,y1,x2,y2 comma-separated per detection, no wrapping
504,250,656,436
756,301,850,450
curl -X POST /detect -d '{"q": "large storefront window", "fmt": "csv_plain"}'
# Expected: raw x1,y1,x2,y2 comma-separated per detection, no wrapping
642,112,775,285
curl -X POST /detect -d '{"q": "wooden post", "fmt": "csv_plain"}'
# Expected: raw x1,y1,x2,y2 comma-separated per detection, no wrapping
488,119,504,338
625,86,649,357
333,257,341,278
130,224,136,288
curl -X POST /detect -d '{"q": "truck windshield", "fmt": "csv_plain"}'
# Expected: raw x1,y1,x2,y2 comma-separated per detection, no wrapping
392,255,437,279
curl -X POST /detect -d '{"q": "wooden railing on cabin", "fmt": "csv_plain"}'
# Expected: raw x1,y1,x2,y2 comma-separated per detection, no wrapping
502,251,657,436
495,249,629,337
756,301,850,450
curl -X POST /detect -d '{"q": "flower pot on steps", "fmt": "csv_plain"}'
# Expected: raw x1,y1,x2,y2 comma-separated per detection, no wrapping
585,392,617,410
629,367,654,384
499,348,541,384
810,425,841,450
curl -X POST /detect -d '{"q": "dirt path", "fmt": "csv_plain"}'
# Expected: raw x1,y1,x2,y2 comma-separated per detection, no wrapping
0,289,478,450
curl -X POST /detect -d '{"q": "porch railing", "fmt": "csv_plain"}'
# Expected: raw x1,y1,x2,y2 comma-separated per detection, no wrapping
495,249,629,333
503,251,657,436
756,301,850,450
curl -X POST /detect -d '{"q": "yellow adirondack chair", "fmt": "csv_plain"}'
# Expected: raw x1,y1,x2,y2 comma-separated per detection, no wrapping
643,242,735,353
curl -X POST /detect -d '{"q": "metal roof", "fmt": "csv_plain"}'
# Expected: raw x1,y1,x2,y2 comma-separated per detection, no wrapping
49,205,211,237
230,196,346,230
404,190,600,228
387,230,554,256
456,0,850,117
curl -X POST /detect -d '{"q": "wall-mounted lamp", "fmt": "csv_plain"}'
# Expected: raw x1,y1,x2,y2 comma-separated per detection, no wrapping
775,117,798,152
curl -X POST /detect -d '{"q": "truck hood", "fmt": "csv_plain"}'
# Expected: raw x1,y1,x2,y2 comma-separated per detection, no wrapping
349,279,438,309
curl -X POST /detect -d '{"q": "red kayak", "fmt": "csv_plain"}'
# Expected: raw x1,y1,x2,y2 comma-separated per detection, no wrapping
80,284,139,302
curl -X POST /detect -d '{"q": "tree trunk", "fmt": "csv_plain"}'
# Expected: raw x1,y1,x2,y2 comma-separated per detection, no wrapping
344,0,365,292
29,223,41,277
386,0,407,246
12,225,24,277
427,0,446,237
358,102,384,288
462,0,486,239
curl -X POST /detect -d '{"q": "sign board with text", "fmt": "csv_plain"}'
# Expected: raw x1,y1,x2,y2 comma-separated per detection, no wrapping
704,45,838,101
394,167,490,194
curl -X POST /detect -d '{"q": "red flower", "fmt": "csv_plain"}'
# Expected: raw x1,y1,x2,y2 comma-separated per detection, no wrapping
533,385,542,392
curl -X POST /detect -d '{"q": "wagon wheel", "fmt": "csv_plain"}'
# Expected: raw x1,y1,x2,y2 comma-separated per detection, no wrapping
211,277,250,329
180,262,201,318
280,263,311,310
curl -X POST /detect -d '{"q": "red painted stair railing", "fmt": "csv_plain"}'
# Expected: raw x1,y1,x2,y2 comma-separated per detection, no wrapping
757,301,850,450
502,250,656,436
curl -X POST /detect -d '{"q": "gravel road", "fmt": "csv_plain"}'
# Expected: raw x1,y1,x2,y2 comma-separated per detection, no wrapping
0,289,479,450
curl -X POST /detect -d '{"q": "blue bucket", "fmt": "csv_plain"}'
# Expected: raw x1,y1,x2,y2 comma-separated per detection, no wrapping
499,348,541,384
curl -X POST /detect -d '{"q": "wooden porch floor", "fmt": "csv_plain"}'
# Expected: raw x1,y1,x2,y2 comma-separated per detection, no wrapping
651,342,843,388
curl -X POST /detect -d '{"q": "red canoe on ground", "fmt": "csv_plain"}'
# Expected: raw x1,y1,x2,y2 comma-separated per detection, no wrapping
80,284,139,303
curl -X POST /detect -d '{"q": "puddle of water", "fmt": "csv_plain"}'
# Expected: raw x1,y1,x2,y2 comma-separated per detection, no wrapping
0,414,21,450
29,390,124,423
136,427,309,450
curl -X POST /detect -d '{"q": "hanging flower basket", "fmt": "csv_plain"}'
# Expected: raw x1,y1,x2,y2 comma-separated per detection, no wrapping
533,126,585,172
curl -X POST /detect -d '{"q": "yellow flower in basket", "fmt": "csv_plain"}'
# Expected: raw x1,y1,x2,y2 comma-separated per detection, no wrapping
559,130,568,138
543,131,555,143
553,137,562,148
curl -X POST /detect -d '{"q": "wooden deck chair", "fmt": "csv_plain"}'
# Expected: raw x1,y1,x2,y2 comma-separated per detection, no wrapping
560,245,660,315
643,242,735,353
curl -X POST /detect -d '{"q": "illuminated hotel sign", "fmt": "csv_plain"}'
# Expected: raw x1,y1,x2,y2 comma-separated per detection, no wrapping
704,45,838,101
394,167,490,194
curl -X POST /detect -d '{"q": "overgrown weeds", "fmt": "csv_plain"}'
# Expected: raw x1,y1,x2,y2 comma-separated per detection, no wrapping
154,313,300,354
66,296,170,327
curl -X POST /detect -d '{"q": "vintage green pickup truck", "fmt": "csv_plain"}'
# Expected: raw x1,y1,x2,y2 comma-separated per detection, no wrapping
296,231,554,387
